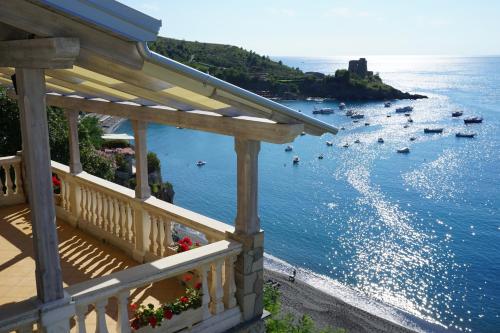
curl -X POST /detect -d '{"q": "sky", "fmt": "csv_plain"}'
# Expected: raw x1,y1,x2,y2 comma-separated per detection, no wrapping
120,0,500,57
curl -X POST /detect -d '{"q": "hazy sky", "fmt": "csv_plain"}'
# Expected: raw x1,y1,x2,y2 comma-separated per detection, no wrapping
120,0,500,57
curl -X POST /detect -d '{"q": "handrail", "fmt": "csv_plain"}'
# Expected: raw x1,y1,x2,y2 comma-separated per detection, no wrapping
66,239,241,303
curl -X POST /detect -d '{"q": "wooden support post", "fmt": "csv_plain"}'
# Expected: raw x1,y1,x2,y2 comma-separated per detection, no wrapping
131,120,150,199
231,138,264,323
16,68,65,303
65,109,82,174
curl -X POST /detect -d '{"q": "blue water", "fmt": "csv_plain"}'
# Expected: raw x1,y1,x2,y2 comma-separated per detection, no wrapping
117,56,500,332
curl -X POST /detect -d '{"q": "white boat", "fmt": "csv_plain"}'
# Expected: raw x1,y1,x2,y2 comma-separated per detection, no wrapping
456,132,476,138
343,143,349,148
339,102,346,110
292,156,300,164
395,106,414,113
378,138,384,143
424,128,444,133
345,109,355,116
384,102,391,108
284,145,293,152
397,147,410,153
326,141,333,146
300,131,306,136
351,114,364,119
196,160,206,166
312,107,334,115
354,139,361,144
464,116,483,124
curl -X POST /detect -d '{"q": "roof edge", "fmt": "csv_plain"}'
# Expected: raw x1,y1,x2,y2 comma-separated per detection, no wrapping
136,42,338,136
29,0,161,41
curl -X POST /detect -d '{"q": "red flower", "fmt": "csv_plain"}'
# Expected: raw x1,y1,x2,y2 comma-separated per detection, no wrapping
148,316,157,328
180,243,190,252
131,318,140,330
164,309,173,320
181,237,192,246
180,296,189,303
52,176,61,187
130,303,138,311
183,274,193,282
194,282,202,290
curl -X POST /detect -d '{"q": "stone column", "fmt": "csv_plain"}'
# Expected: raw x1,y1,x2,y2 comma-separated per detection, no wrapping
131,120,151,262
16,68,65,303
231,138,264,323
65,109,82,174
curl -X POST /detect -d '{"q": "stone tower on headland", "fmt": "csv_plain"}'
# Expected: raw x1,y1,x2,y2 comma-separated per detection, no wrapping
348,58,372,77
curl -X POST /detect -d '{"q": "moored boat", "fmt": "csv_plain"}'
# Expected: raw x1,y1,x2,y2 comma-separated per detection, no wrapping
395,106,414,113
351,114,364,119
456,132,476,138
196,160,206,166
326,141,333,146
292,156,300,164
384,102,391,107
378,138,384,143
410,137,416,141
318,154,324,160
343,143,349,148
354,139,361,144
300,131,306,136
397,147,410,153
312,107,334,115
345,109,355,116
285,145,293,152
339,102,346,110
452,111,463,117
464,116,483,124
424,128,444,133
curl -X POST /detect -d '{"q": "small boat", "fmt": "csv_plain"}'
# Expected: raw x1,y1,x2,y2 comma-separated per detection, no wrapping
353,120,359,123
424,128,444,133
176,126,183,129
284,145,293,152
343,143,349,148
326,141,333,146
452,111,463,117
345,109,355,116
396,106,414,113
364,122,370,126
351,114,365,119
404,113,411,117
339,102,346,110
313,107,334,115
456,132,476,138
292,156,300,164
397,147,410,154
408,118,413,123
403,124,409,128
386,114,392,118
340,127,345,130
378,138,384,143
354,139,361,144
409,137,416,141
318,154,324,160
464,117,483,124
196,160,206,166
384,102,391,108
300,131,306,136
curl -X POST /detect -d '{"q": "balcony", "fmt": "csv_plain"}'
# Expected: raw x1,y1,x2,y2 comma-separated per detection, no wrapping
0,156,242,332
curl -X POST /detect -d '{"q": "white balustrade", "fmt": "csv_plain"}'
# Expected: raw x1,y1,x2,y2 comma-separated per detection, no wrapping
0,155,25,207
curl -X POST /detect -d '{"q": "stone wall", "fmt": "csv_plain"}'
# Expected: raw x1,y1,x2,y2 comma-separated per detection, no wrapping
348,58,368,77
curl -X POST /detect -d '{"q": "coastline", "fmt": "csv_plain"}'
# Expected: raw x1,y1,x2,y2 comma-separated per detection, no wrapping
263,255,452,333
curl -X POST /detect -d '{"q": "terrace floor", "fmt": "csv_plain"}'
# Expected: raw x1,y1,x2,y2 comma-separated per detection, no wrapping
0,204,185,331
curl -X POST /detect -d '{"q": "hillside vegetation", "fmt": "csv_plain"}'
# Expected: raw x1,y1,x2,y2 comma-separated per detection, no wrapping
149,37,425,101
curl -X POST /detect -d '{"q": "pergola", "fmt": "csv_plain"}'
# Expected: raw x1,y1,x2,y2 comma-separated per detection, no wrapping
0,1,337,332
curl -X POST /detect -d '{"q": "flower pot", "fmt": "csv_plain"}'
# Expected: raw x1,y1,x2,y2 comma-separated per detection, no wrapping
135,307,203,333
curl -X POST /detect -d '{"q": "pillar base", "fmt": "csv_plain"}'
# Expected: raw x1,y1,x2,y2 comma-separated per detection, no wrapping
228,231,264,322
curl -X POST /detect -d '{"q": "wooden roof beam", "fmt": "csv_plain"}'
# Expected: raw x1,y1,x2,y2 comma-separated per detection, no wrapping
7,91,303,144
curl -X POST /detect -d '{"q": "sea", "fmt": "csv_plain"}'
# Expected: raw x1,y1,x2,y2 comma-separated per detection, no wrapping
116,56,500,333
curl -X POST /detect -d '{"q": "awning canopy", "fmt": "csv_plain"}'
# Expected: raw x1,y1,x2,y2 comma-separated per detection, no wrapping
0,0,338,137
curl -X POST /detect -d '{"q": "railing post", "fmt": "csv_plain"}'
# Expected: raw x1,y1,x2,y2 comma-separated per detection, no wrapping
132,202,151,262
209,259,225,315
197,264,211,320
231,138,265,323
224,254,237,309
116,291,131,333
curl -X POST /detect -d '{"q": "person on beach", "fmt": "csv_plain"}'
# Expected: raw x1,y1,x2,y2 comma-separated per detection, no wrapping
288,269,296,283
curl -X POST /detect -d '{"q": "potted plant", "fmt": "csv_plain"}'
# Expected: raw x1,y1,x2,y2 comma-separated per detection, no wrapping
52,174,62,205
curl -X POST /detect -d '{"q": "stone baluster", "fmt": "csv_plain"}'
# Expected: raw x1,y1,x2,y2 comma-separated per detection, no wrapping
163,220,173,252
119,201,127,239
75,304,87,333
13,162,24,196
99,192,106,229
125,204,133,242
197,264,211,320
89,189,95,225
116,291,131,333
4,164,12,196
150,215,158,255
96,191,102,228
210,259,225,315
110,197,118,236
224,255,238,309
95,298,109,333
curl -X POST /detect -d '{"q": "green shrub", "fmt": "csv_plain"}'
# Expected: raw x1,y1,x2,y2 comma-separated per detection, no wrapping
101,139,131,149
147,152,161,173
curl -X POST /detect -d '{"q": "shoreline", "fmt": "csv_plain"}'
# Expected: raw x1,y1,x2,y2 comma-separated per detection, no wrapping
263,265,451,333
